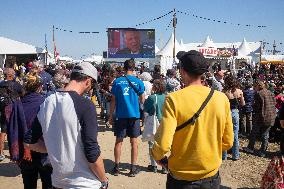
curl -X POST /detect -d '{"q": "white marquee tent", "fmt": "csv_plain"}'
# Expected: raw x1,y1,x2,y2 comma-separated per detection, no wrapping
155,45,160,54
83,55,103,64
0,36,45,67
156,34,262,72
237,38,253,57
156,33,182,74
200,36,216,48
0,37,45,55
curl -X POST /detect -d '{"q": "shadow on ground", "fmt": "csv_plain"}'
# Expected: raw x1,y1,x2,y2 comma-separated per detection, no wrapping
240,148,280,159
104,159,152,177
220,186,231,189
0,162,21,177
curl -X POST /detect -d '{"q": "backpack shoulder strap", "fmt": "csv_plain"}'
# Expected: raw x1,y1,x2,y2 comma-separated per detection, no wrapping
175,87,215,132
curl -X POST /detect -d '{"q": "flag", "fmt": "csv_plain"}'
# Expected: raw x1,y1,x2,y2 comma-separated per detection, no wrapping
53,25,60,64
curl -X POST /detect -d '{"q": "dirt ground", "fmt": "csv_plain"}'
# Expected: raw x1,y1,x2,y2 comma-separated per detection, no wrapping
0,110,280,189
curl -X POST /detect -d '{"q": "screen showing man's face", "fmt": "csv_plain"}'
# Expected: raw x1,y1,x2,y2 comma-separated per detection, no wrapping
125,31,140,53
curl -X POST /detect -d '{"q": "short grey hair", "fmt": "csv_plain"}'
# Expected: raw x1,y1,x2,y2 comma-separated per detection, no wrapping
140,72,152,81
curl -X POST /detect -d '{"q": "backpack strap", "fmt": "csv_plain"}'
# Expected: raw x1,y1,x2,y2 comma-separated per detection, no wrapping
175,88,215,132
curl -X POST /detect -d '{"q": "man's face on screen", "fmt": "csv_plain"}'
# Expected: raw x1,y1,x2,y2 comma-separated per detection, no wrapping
125,31,140,53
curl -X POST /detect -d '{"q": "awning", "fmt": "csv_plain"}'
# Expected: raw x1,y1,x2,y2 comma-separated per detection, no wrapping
0,36,44,55
261,60,284,64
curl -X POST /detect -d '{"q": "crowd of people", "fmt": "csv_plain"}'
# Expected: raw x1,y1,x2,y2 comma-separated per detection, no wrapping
0,50,283,189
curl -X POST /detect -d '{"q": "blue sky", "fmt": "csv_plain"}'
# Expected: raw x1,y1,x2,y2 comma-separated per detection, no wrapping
0,0,283,58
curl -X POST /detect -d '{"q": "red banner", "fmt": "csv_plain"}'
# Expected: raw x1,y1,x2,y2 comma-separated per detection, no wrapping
198,47,219,56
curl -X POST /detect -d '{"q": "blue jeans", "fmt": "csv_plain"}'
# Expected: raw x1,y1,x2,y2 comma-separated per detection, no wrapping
247,124,271,153
223,109,240,160
95,89,102,106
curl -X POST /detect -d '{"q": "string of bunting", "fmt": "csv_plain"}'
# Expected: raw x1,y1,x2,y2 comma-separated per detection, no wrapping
265,50,282,53
165,19,173,31
135,10,173,27
176,10,267,28
54,26,99,34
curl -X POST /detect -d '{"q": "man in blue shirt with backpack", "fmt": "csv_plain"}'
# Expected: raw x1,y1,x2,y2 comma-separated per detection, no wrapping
109,59,145,177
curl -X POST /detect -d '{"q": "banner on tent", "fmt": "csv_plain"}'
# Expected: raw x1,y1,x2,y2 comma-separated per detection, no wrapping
198,47,238,57
198,47,219,56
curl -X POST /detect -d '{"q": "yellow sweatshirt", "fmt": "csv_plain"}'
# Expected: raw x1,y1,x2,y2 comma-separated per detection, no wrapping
151,85,233,181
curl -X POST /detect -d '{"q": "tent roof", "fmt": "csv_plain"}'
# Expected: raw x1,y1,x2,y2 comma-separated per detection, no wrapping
0,36,44,55
156,33,181,56
155,44,160,54
83,55,103,63
59,56,73,62
157,34,262,58
200,36,216,48
238,38,252,57
181,41,260,54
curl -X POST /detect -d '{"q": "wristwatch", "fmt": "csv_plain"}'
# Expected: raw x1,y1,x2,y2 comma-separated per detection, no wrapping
101,180,109,189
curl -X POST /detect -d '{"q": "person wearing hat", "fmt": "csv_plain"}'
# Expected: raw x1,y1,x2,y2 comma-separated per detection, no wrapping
24,62,108,189
151,50,233,189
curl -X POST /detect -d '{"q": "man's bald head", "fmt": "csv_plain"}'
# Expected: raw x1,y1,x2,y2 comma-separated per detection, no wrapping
124,31,141,53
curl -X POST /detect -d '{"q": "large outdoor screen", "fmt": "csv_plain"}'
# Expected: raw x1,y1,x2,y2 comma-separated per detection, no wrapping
108,28,155,58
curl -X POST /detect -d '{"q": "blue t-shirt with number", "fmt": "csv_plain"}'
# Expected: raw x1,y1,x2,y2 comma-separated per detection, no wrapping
111,75,145,118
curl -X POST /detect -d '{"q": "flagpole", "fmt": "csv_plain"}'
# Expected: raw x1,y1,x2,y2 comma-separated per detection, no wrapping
173,8,177,61
45,34,48,65
53,25,56,64
259,41,262,65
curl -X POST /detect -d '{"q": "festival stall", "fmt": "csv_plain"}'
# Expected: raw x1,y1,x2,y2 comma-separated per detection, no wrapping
156,34,262,72
261,55,284,64
0,36,45,68
58,56,74,64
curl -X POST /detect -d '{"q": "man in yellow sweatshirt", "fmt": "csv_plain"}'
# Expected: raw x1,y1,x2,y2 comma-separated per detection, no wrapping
151,50,233,189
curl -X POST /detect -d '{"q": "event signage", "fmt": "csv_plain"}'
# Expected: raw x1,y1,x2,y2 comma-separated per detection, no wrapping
198,47,237,57
198,47,219,56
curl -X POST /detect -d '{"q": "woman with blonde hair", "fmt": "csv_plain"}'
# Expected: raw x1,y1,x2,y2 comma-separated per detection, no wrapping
19,71,52,189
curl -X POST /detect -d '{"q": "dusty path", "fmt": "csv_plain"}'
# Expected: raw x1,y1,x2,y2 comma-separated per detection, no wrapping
0,107,280,189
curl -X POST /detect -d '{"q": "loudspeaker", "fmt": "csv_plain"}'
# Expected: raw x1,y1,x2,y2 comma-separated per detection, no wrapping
103,51,107,58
